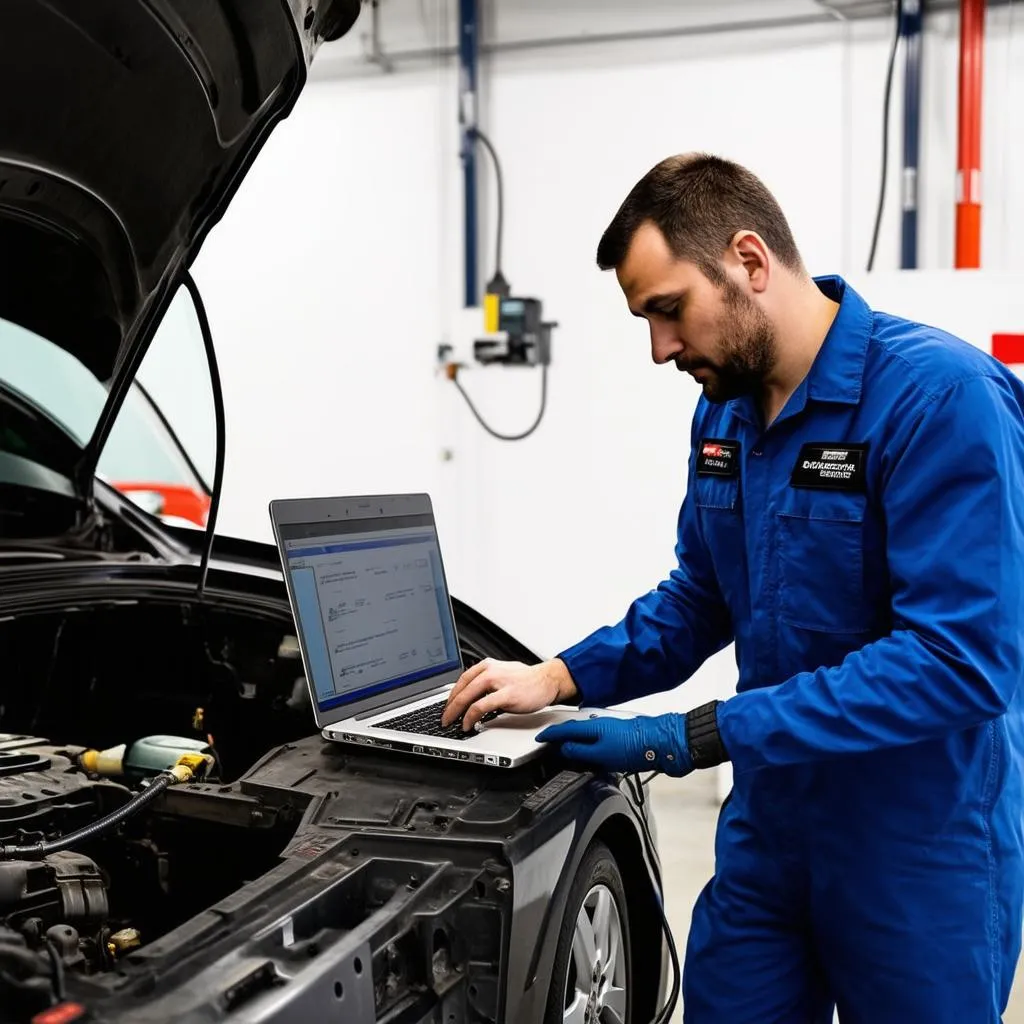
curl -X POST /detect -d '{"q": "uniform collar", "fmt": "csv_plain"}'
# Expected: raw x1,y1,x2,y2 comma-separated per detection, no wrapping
804,274,872,405
725,274,871,427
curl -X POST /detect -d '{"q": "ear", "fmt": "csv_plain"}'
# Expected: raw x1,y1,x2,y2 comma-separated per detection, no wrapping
728,230,770,294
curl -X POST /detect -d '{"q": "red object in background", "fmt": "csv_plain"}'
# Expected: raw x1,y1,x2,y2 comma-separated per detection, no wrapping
992,334,1024,365
955,0,985,268
112,482,211,526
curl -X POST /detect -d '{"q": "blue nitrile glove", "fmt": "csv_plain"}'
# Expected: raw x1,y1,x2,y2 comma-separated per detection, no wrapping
537,713,694,777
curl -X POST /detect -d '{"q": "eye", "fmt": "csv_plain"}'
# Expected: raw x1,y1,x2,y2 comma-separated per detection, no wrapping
655,305,679,320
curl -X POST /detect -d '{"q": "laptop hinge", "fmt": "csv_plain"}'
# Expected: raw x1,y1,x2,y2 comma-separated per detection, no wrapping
352,684,450,721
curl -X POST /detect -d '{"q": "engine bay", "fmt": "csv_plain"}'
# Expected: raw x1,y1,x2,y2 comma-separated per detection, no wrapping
0,592,512,1021
0,731,294,1017
0,596,317,782
0,741,121,947
0,597,338,1015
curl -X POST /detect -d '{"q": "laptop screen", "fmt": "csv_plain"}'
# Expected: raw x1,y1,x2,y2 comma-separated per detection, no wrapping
278,513,461,714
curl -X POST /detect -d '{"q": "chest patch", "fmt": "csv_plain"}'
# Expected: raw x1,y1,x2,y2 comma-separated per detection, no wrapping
697,438,740,477
790,443,869,491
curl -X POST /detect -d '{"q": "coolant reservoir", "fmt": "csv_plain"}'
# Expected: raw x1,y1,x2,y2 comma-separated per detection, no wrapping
123,736,213,778
82,736,212,778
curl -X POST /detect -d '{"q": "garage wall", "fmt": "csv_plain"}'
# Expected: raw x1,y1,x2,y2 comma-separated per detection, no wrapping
190,0,1023,715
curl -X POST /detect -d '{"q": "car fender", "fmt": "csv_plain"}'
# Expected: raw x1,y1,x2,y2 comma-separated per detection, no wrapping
501,773,658,1022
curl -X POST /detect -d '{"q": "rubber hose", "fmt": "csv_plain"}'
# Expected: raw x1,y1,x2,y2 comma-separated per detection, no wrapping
0,774,174,860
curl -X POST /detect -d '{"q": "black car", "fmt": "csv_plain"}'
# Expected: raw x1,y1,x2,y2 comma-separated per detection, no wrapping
0,3,674,1022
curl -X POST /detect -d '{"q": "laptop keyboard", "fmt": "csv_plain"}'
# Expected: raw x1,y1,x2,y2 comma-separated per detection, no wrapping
373,700,497,740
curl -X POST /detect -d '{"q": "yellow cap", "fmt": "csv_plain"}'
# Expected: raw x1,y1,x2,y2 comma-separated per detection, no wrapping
168,752,213,783
80,744,126,776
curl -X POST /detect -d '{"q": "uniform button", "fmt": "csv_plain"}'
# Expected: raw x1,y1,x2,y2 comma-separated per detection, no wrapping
645,750,656,762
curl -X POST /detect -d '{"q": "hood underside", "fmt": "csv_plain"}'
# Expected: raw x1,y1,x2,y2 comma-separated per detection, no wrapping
0,0,360,391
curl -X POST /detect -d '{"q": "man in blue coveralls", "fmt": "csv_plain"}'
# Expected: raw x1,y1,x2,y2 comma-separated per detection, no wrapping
442,153,1024,1021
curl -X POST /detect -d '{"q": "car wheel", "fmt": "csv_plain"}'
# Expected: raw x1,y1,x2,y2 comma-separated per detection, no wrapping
545,840,632,1024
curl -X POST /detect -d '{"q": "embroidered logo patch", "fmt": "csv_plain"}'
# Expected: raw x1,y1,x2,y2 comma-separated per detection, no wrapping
697,438,740,477
790,443,869,490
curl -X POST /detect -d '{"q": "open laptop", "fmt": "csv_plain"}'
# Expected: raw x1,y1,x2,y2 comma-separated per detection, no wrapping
269,493,590,768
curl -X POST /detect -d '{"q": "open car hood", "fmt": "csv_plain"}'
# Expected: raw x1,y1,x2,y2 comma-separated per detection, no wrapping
0,0,360,499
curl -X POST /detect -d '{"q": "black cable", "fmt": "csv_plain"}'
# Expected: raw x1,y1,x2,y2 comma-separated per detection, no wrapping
182,272,227,602
653,896,681,1024
42,937,65,1002
133,378,213,495
866,0,903,272
638,771,658,801
470,127,504,283
451,363,548,441
627,772,681,1024
0,937,64,1008
0,774,174,860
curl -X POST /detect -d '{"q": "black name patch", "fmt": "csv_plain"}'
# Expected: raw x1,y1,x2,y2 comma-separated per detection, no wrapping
697,438,740,477
790,443,869,491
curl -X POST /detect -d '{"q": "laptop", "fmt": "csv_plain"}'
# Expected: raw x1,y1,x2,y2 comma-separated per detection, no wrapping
269,493,591,768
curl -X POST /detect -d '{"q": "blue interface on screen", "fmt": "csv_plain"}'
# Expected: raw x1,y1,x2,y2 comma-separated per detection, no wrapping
285,525,460,713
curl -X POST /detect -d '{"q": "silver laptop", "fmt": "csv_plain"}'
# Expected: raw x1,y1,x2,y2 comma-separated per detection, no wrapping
269,493,587,768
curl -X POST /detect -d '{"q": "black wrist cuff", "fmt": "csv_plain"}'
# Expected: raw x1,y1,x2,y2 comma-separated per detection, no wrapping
685,701,729,769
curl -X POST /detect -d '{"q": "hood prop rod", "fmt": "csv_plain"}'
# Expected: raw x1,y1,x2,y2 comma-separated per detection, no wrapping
183,272,226,601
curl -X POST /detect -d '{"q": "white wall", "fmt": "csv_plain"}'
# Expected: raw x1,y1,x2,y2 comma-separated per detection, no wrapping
190,0,1024,719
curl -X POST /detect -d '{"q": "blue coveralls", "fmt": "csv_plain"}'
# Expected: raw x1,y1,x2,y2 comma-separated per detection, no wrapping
558,276,1024,1022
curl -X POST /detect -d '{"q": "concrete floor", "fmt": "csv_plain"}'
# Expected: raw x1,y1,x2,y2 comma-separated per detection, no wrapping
647,772,1024,1023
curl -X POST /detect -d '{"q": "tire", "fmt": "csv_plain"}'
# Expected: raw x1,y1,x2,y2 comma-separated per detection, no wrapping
545,841,632,1024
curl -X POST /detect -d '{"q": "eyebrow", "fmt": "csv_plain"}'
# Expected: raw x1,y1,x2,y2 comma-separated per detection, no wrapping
632,292,684,317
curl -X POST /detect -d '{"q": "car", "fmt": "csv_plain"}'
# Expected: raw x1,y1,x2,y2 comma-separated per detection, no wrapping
0,3,674,1022
0,312,212,528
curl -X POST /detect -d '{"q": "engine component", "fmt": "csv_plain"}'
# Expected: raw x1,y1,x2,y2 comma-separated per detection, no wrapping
46,923,85,971
49,852,108,924
0,747,98,845
108,927,141,957
78,745,126,778
80,735,214,780
0,851,107,932
0,925,58,1017
0,754,210,860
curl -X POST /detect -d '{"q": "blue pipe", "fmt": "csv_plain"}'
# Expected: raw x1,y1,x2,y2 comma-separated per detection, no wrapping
459,0,479,306
900,0,923,269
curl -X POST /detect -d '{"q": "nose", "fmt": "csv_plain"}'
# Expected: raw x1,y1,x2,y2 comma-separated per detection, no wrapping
649,321,682,365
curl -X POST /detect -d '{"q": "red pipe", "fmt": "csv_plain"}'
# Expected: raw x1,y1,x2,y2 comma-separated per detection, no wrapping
955,0,985,268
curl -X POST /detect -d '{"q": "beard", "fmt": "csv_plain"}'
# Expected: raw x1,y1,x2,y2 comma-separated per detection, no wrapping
677,279,777,403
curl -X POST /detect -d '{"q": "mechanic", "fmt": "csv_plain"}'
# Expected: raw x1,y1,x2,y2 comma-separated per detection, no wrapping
441,153,1024,1022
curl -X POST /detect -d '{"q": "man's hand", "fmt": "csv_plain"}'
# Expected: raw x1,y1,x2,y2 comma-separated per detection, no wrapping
536,713,694,776
442,658,578,731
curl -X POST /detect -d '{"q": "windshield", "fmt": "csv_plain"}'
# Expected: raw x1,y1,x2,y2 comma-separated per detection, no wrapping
0,317,105,448
0,287,215,526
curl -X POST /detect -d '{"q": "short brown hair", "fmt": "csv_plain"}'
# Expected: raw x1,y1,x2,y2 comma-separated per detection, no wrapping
596,153,803,282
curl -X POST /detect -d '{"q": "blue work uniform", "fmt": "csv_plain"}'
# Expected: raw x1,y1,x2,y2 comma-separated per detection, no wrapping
558,276,1024,1022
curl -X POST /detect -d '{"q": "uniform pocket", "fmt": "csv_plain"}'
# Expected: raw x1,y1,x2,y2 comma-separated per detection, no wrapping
695,476,745,605
695,475,738,512
776,493,872,634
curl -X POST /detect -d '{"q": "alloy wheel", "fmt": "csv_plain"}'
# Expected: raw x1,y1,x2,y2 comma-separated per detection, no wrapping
562,882,628,1024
